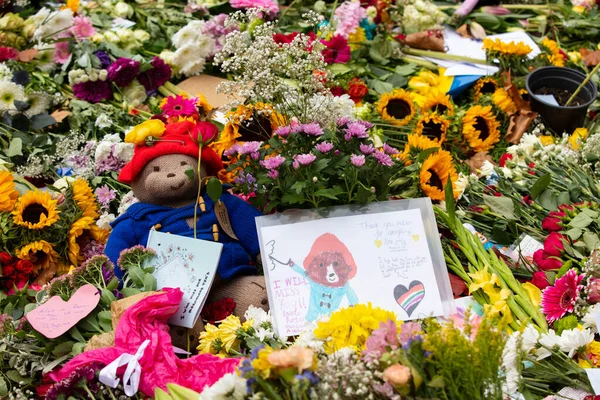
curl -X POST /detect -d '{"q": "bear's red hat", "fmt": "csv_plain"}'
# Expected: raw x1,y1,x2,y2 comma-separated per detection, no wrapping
118,120,224,184
303,233,357,279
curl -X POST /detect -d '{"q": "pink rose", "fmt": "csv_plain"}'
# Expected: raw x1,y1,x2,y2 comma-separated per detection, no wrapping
544,232,565,258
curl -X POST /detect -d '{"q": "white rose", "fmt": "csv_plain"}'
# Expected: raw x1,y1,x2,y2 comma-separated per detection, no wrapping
116,28,134,43
53,176,76,191
133,29,150,42
159,50,175,65
97,212,116,231
104,31,120,43
114,2,134,18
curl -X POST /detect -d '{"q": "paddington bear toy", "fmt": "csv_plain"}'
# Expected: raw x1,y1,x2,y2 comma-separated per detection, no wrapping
104,120,269,325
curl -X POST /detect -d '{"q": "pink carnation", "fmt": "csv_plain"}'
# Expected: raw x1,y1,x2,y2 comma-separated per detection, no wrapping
229,0,279,14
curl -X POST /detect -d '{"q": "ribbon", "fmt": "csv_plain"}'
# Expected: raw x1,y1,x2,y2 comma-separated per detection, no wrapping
99,339,150,396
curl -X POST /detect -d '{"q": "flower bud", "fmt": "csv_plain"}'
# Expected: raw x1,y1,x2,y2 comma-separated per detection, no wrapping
114,2,134,18
133,29,150,42
116,28,134,43
314,0,326,12
104,31,120,43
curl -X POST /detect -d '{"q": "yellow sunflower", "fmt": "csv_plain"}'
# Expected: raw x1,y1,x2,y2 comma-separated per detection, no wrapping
197,92,213,118
68,217,110,266
461,105,501,152
419,150,458,201
414,113,450,144
72,178,99,219
0,171,19,212
422,91,455,116
492,88,517,115
482,38,532,57
16,240,59,275
212,103,286,157
473,77,499,101
12,191,60,230
542,38,565,67
377,89,416,126
400,134,440,166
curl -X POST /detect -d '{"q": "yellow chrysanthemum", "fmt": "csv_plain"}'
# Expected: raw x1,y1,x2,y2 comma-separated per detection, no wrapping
400,134,440,166
124,119,166,145
473,77,499,101
542,38,565,67
218,315,242,352
16,240,59,275
72,178,99,219
570,127,588,150
0,171,19,212
67,217,109,266
461,105,501,152
414,113,450,144
422,91,454,116
197,323,221,355
252,346,275,379
314,303,402,354
213,103,285,157
492,88,517,115
12,191,60,230
376,89,416,126
539,135,555,146
568,51,582,63
348,27,367,50
482,38,532,57
419,150,458,201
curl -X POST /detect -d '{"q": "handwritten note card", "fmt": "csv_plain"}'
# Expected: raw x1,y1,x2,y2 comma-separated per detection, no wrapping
146,230,223,328
27,284,100,339
257,200,453,337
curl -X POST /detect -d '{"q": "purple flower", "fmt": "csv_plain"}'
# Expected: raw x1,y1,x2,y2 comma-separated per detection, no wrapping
291,123,304,134
138,57,172,92
295,371,318,385
344,122,369,141
357,120,374,129
294,153,317,167
95,184,116,209
94,51,111,69
336,116,350,127
72,80,112,103
267,169,279,179
360,143,376,155
373,151,394,167
260,155,285,169
239,141,263,155
107,58,140,87
350,154,365,167
223,144,241,157
301,123,323,136
274,126,292,138
315,142,334,153
398,322,423,346
382,143,400,155
363,320,399,362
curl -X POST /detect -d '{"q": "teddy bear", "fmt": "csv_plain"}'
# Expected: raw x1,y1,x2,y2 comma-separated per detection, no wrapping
104,120,269,343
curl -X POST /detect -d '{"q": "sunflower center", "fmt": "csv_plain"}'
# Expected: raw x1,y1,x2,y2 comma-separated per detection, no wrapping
30,250,48,267
474,116,490,141
422,121,443,142
432,103,448,114
559,288,575,309
386,99,412,120
427,170,444,191
22,204,48,224
481,82,497,94
240,114,272,141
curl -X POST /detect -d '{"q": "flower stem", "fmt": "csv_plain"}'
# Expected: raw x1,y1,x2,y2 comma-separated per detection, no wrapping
193,144,204,239
403,48,493,66
565,62,600,106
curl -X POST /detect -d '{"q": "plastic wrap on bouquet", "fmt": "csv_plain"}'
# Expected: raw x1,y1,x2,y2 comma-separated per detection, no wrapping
48,288,240,396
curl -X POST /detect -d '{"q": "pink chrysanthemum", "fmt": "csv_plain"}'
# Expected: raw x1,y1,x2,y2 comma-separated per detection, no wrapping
541,269,584,323
71,16,96,38
229,0,279,14
160,95,197,118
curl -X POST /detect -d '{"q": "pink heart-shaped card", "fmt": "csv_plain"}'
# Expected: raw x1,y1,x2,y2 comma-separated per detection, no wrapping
27,284,101,339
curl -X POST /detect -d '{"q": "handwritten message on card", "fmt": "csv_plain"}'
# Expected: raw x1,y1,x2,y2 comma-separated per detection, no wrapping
258,204,451,337
27,284,100,339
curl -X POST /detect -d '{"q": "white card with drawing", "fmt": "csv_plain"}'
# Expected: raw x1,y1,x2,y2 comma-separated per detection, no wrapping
256,198,455,337
145,230,223,328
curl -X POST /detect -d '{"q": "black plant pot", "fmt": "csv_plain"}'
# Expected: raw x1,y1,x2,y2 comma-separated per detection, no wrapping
525,66,598,135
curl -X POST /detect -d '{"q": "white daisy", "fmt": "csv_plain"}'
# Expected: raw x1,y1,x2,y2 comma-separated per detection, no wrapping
537,329,562,360
244,305,271,329
0,81,25,111
199,373,247,400
0,63,12,83
559,328,594,358
25,92,51,117
179,58,206,77
34,9,74,41
194,34,217,58
454,172,469,200
95,113,113,129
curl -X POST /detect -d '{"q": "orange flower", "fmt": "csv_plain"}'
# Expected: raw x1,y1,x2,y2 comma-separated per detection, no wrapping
383,364,412,386
267,347,315,372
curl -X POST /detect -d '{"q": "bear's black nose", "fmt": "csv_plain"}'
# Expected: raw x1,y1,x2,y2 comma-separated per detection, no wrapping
167,173,175,178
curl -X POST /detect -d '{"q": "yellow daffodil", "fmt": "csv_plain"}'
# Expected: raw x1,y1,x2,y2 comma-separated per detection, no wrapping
569,128,588,150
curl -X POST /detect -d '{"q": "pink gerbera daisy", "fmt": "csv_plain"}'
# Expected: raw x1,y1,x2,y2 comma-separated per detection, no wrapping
160,95,197,118
541,269,584,323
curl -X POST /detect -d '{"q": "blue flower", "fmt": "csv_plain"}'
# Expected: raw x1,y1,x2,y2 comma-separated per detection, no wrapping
360,19,376,40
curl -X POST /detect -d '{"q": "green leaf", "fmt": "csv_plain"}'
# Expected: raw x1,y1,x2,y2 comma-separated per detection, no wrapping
558,192,570,206
386,73,408,87
371,79,394,95
314,188,343,200
444,178,456,229
327,63,352,77
78,53,91,68
569,213,593,229
30,114,56,130
72,342,86,355
394,64,417,76
23,303,37,314
416,147,439,164
5,138,22,157
0,377,7,397
128,266,145,287
98,310,112,324
290,180,307,194
13,100,30,112
583,231,600,251
144,273,157,291
5,370,32,385
538,189,558,211
68,326,86,343
531,174,551,200
206,177,222,203
121,287,142,297
281,192,306,205
483,195,516,220
184,168,195,182
565,228,583,241
101,287,116,307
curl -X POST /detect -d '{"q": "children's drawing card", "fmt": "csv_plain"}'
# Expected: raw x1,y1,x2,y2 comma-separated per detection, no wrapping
145,230,223,328
256,198,455,337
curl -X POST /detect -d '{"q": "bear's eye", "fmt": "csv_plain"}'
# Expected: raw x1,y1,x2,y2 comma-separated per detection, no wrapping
333,261,339,267
319,263,324,268
153,166,160,172
180,161,187,166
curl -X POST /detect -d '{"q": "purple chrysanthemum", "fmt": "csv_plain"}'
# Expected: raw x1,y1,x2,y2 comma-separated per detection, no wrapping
315,142,334,153
383,143,400,155
138,57,172,92
260,155,285,170
360,143,376,155
107,58,140,87
274,126,292,137
293,153,317,169
72,80,112,103
350,154,365,167
267,169,279,179
373,151,394,167
301,123,323,136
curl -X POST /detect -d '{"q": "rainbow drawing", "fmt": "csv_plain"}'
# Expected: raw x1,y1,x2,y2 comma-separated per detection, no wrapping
394,281,425,317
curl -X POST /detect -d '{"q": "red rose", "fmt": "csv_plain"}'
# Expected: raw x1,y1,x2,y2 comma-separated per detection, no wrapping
0,47,18,62
165,120,195,137
201,297,236,324
544,232,565,257
498,153,513,167
531,271,550,290
542,211,565,231
533,249,562,271
348,78,368,103
522,195,533,205
14,259,33,274
2,265,16,278
0,252,12,265
330,86,346,97
193,121,219,144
